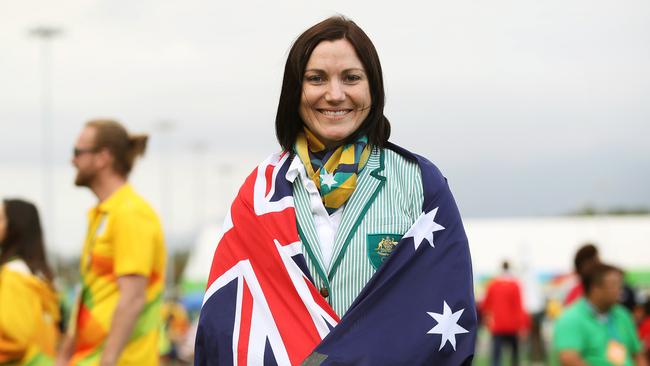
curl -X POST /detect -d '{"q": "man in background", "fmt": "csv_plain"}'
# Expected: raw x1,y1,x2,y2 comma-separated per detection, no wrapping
565,243,637,313
554,263,646,366
56,119,166,366
481,260,528,366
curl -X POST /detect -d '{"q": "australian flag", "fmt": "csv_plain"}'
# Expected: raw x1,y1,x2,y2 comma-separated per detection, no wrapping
195,144,477,366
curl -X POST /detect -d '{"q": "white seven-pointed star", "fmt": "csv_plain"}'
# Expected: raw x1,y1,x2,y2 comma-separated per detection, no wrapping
403,207,445,250
321,171,337,188
427,301,468,351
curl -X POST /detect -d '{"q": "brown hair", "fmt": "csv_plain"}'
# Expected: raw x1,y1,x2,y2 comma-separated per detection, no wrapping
275,15,391,152
86,119,148,177
573,243,599,275
0,199,54,283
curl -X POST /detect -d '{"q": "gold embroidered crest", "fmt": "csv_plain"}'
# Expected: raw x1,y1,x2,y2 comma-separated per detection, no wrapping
375,237,399,259
367,233,403,269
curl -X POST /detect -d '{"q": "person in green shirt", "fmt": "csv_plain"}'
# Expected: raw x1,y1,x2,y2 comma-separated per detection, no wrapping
553,262,647,366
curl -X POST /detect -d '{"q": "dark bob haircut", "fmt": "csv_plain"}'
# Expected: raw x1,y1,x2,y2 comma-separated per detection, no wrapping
275,16,391,152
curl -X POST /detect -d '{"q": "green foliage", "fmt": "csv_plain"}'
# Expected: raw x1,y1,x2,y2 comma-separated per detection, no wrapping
569,205,650,216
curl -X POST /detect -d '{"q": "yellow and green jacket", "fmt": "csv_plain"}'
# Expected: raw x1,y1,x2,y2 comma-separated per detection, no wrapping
0,259,60,366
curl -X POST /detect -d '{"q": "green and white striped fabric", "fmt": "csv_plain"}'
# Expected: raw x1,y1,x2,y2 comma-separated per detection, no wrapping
293,147,424,316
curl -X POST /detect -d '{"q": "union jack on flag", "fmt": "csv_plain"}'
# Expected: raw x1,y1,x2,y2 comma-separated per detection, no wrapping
195,145,477,365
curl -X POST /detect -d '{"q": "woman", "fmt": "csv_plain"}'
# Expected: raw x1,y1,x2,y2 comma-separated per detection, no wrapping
196,16,476,365
0,199,60,365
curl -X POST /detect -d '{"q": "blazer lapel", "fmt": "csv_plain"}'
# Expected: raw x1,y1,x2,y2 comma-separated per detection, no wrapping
328,148,385,280
293,176,330,286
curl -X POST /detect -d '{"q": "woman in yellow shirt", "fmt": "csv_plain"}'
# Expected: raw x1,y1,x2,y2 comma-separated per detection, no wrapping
0,199,60,365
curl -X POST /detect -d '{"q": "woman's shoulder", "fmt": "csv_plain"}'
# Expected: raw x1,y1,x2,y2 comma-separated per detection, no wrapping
2,258,31,275
0,259,39,285
1,259,55,291
382,142,447,187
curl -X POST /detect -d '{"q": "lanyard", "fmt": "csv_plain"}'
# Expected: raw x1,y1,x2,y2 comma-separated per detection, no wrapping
587,301,621,341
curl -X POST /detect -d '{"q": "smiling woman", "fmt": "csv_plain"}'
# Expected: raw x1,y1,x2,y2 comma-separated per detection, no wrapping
275,16,389,153
195,16,477,365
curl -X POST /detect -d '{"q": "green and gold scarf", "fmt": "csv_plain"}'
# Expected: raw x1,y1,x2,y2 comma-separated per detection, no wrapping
295,128,371,215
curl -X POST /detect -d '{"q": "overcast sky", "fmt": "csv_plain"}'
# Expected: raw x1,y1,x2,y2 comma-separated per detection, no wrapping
1,0,649,257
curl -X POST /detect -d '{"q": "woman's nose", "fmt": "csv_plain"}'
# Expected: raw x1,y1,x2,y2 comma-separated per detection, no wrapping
325,80,345,102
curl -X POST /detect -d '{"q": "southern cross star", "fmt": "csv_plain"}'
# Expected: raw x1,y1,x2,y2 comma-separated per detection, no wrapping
321,171,338,188
427,301,468,351
403,207,445,250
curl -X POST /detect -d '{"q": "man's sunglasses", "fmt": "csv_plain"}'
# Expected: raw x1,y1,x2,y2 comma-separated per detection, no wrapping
73,147,98,157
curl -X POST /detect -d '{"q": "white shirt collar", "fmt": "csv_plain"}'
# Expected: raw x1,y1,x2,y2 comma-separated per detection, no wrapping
286,154,305,184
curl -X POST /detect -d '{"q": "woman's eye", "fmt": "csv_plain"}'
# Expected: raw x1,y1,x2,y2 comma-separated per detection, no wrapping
345,74,362,82
305,75,323,83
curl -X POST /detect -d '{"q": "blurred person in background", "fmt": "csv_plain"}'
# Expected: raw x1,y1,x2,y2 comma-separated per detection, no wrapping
160,291,190,365
481,260,528,366
520,250,547,364
617,271,638,314
565,243,638,313
637,299,650,363
0,199,60,365
56,120,166,366
553,262,646,366
564,243,600,306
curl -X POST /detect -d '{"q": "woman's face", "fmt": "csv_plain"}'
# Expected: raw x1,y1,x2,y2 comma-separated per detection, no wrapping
299,38,371,148
0,203,7,244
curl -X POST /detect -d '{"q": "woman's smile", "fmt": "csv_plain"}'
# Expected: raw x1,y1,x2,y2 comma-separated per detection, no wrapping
318,109,353,118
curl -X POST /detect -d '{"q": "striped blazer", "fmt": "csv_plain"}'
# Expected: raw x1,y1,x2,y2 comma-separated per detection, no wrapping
293,145,426,316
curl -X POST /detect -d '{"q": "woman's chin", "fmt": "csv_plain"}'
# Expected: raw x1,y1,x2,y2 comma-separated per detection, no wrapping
320,128,355,142
320,135,348,148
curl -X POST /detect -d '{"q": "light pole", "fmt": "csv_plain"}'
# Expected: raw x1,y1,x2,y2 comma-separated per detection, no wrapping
190,140,209,228
29,26,63,246
154,120,175,290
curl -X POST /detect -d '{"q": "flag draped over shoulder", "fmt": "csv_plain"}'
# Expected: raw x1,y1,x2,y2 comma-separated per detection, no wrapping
195,145,477,366
304,143,477,365
195,152,340,366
